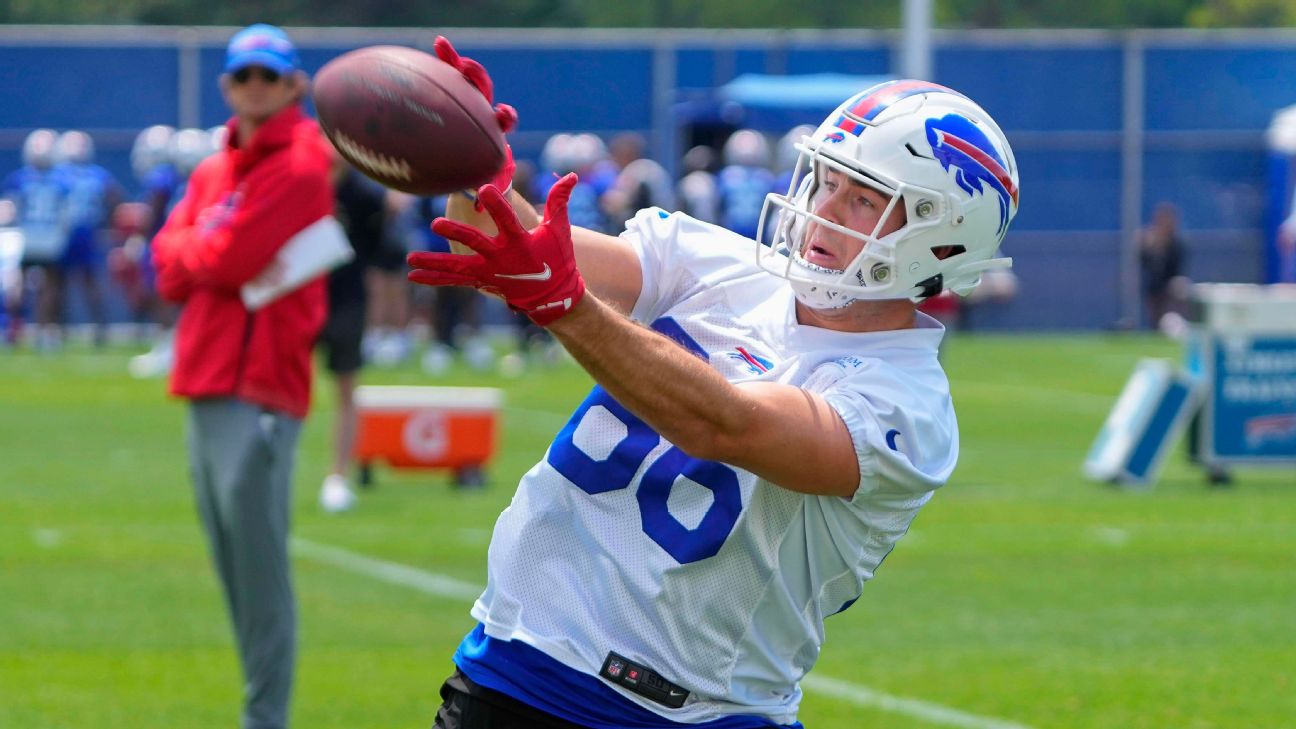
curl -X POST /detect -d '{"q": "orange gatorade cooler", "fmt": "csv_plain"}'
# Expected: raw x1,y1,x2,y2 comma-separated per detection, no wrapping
353,386,503,486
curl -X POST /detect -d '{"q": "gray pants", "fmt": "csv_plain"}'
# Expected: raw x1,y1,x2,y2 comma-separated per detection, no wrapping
187,398,302,729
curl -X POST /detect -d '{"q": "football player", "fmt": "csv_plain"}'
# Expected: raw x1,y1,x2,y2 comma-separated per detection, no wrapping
55,130,123,346
412,39,1020,729
2,129,70,350
717,128,778,239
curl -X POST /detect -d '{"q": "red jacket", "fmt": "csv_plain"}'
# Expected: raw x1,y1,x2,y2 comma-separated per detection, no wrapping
152,105,333,418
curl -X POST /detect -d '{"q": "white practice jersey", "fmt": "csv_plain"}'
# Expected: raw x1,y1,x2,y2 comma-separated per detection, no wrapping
471,209,958,726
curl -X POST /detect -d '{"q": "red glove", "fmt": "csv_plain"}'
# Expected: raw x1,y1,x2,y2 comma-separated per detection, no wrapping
434,36,517,134
462,142,516,212
434,36,517,210
409,174,585,326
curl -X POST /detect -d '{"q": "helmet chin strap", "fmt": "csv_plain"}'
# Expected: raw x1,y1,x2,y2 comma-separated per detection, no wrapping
791,282,858,310
788,249,859,309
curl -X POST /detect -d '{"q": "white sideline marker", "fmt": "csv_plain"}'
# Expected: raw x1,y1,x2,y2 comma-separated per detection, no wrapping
292,537,1035,729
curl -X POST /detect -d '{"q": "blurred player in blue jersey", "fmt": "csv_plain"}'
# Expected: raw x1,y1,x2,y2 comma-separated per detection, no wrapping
539,133,611,234
54,130,123,346
677,143,720,225
112,125,177,356
717,128,778,240
602,131,675,232
2,129,70,350
773,125,815,199
411,40,1021,729
125,126,200,377
133,125,180,232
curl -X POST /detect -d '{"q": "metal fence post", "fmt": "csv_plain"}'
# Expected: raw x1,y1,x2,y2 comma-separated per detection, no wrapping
1120,33,1146,329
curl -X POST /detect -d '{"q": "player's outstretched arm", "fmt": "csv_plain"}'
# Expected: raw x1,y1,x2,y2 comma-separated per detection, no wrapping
411,176,859,497
548,294,861,497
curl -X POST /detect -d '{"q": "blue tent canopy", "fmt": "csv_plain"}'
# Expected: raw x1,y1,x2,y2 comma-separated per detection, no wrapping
675,73,893,132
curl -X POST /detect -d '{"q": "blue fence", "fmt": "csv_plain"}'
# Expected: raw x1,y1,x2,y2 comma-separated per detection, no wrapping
3,26,1293,330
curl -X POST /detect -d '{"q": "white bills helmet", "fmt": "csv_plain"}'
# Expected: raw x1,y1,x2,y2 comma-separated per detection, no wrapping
722,129,772,168
758,80,1020,307
131,125,176,182
22,129,58,170
55,130,95,165
170,128,216,177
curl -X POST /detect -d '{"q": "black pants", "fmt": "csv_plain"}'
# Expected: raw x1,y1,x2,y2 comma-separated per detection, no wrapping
433,669,592,729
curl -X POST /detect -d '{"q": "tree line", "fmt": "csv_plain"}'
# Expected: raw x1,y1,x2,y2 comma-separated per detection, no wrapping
1,0,1292,29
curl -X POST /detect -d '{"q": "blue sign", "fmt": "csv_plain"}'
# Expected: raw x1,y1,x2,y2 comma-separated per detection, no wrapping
1208,336,1296,461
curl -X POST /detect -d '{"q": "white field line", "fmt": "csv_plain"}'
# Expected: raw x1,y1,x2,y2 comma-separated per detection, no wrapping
801,674,1035,729
291,537,1036,729
291,537,481,602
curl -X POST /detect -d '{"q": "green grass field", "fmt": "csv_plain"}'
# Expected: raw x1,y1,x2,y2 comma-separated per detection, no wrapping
2,334,1293,729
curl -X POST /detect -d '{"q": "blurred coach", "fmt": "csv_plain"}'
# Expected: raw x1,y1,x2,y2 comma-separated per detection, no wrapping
149,24,332,729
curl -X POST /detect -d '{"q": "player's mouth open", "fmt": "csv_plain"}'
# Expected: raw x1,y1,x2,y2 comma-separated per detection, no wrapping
803,241,841,270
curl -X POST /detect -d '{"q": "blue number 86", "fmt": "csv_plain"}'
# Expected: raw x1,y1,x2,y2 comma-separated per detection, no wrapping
546,385,743,564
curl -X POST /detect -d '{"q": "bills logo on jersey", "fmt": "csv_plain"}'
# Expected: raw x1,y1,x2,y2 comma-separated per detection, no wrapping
925,113,1019,237
727,346,774,374
833,80,964,135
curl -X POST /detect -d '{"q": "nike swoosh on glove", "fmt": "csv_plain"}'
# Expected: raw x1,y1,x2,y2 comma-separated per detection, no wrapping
408,173,586,327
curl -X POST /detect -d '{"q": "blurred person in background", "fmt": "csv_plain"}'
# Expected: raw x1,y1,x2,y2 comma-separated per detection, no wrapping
2,129,69,351
717,128,777,239
418,192,496,377
1139,202,1188,331
149,24,332,729
773,125,815,197
0,200,21,343
364,188,418,367
130,127,222,378
601,131,675,231
539,132,610,233
765,125,816,246
318,152,386,513
497,159,559,376
676,144,719,224
114,124,179,372
132,124,179,234
917,266,1018,355
54,130,123,347
411,43,1021,729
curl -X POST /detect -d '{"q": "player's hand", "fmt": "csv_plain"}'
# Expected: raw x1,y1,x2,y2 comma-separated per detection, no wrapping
460,142,516,213
433,36,517,134
409,173,584,326
435,36,517,209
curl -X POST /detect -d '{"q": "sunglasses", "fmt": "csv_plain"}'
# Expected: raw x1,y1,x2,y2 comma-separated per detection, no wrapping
231,67,282,85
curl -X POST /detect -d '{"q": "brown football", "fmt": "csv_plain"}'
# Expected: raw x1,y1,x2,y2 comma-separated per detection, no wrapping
312,45,505,196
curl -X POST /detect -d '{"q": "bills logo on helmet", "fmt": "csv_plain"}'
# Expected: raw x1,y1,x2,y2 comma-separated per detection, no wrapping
727,346,774,374
925,113,1019,237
